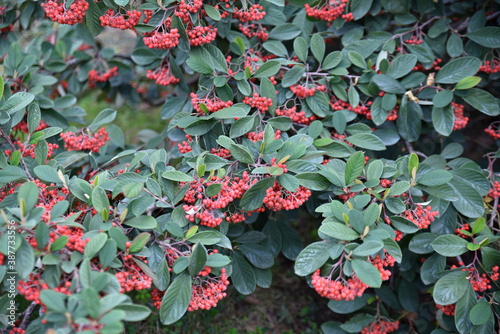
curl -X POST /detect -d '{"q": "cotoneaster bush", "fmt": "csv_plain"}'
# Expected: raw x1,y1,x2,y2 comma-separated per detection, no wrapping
0,0,499,333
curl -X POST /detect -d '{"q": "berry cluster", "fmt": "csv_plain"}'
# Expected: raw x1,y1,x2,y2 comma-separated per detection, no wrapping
479,59,500,74
437,303,456,316
403,205,439,229
238,24,269,42
189,268,230,311
276,106,317,125
174,0,203,23
380,179,391,188
0,6,14,33
87,66,118,89
452,102,468,130
99,9,142,30
12,119,48,135
115,258,153,293
454,223,471,239
4,140,58,160
304,0,350,24
190,92,233,114
412,58,442,72
450,264,499,292
51,224,87,253
404,36,423,45
146,64,180,86
60,127,109,153
361,319,399,334
41,0,88,25
488,181,500,199
485,123,500,140
233,4,266,22
144,29,180,49
263,180,311,211
210,147,231,159
178,134,193,153
246,129,281,142
370,253,396,281
311,269,368,301
187,25,217,46
182,172,257,227
243,93,273,113
18,272,48,304
290,84,326,98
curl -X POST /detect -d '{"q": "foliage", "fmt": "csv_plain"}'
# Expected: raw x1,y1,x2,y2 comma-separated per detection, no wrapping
0,0,500,333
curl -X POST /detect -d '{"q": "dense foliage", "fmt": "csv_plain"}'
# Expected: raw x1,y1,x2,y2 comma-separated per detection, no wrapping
0,0,500,333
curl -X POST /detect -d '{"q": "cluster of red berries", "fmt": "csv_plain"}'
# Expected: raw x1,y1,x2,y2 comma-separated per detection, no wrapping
452,102,468,130
437,303,456,316
403,205,439,229
174,0,203,23
290,84,326,98
238,24,269,42
450,264,499,292
247,129,281,142
380,179,391,188
0,6,14,33
488,181,500,199
143,29,180,49
189,267,230,311
276,106,317,125
18,272,48,304
454,223,471,239
41,0,88,25
33,180,70,222
270,157,287,173
182,172,257,227
51,224,87,252
243,93,273,113
87,66,118,89
12,119,48,135
187,25,217,46
233,4,266,22
178,134,193,153
404,36,423,45
304,0,350,24
479,59,500,74
210,147,231,159
190,92,233,114
370,253,396,281
60,127,109,153
361,319,399,334
4,140,59,160
485,123,500,140
263,180,311,211
8,328,25,334
115,258,153,293
146,64,180,86
413,58,442,72
311,269,368,301
99,9,142,30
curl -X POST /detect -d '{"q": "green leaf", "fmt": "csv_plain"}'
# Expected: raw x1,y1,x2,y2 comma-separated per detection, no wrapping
455,76,481,90
294,241,333,276
386,54,417,79
455,284,477,334
268,24,302,40
346,133,386,151
293,37,308,63
253,60,281,78
203,4,221,21
238,244,274,269
345,151,365,185
409,233,438,254
89,108,116,132
469,301,492,326
131,48,160,66
431,235,469,256
319,222,359,241
210,106,248,119
295,173,330,190
263,41,288,58
348,51,367,69
350,0,373,19
129,232,150,253
188,243,207,277
231,251,256,295
388,181,410,196
34,165,61,184
27,103,41,134
40,290,67,313
81,288,100,319
435,57,482,84
125,216,158,230
397,99,422,142
85,0,103,36
433,90,453,108
239,177,275,211
352,259,382,288
328,294,371,314
114,304,152,322
447,33,463,58
433,270,469,305
311,34,325,63
472,217,485,235
159,272,192,325
323,51,342,69
449,178,484,218
206,253,231,267
281,66,305,88
230,117,254,138
389,216,419,233
162,171,195,182
467,27,500,48
186,57,213,74
417,170,453,186
352,240,384,257
348,85,359,108
462,88,500,116
84,233,108,259
432,105,454,136
230,143,254,164
92,186,109,218
372,74,405,94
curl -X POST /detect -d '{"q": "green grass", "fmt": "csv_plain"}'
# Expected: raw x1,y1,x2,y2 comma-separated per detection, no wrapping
78,94,164,144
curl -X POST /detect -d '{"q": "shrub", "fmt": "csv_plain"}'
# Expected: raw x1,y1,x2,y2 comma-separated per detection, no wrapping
0,0,499,333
